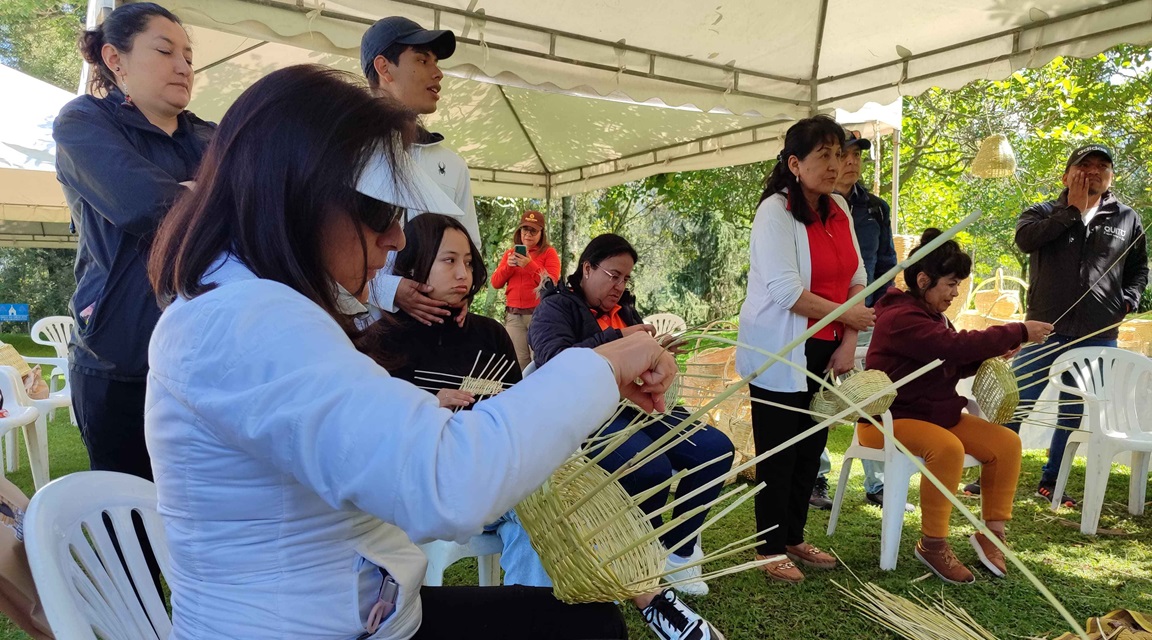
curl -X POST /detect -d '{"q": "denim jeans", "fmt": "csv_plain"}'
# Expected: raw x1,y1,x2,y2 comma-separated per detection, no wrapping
818,448,884,494
1005,334,1117,484
487,510,553,587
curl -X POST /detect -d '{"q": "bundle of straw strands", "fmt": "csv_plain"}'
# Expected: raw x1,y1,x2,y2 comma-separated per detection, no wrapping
835,580,1002,640
414,352,517,408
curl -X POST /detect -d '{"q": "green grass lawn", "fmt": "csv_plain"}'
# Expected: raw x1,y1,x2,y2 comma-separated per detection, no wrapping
0,332,1148,639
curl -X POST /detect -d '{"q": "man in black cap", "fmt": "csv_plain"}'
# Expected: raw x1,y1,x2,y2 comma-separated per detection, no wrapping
809,129,900,511
361,17,482,326
1003,144,1148,508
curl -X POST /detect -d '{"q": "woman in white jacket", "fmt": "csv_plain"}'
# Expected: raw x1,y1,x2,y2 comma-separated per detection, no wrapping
736,116,875,584
143,65,686,640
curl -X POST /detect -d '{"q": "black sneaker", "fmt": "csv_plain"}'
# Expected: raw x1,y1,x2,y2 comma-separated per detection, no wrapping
642,589,725,640
809,476,832,510
962,481,981,497
864,488,915,512
1036,481,1077,508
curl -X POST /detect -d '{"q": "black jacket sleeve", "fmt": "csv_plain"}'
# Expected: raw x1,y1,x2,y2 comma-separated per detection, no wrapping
53,105,185,237
1121,215,1150,313
528,296,622,366
1015,200,1081,254
873,197,898,285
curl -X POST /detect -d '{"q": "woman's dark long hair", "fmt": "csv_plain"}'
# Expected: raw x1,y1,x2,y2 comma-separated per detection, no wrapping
148,65,417,337
567,233,638,292
394,213,487,303
904,228,972,299
760,114,846,225
79,2,184,96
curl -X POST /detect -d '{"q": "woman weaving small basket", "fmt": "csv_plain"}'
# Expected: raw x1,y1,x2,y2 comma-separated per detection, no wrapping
864,228,1052,584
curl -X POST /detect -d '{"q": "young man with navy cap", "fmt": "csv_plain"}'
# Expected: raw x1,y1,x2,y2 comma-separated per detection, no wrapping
999,144,1148,507
361,17,482,327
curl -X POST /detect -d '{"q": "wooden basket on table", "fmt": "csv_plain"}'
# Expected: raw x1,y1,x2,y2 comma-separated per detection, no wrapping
516,455,666,603
809,369,896,427
972,357,1018,425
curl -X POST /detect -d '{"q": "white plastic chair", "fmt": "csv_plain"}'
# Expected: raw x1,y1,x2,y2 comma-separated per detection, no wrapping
0,365,56,489
0,368,39,481
827,404,983,570
24,471,172,640
1046,347,1152,535
643,313,687,337
419,533,503,587
30,316,77,425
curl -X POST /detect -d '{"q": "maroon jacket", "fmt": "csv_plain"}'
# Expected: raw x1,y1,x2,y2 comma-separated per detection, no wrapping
865,289,1028,428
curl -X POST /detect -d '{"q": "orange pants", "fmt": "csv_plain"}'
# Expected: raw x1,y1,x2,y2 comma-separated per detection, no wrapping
857,413,1021,538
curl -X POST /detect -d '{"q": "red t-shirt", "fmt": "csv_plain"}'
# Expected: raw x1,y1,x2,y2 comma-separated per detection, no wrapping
804,198,859,341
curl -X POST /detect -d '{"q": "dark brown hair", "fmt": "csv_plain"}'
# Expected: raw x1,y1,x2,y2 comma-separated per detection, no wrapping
366,43,434,90
394,213,487,303
148,65,417,336
79,2,184,96
904,228,973,299
760,114,846,225
567,233,638,292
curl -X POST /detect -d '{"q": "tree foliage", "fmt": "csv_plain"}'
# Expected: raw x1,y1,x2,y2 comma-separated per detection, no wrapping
0,0,84,91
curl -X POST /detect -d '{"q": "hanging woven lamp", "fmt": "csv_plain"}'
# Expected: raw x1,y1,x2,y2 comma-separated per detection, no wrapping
970,134,1017,178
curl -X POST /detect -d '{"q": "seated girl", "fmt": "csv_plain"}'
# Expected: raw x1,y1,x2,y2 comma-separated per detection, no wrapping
864,228,1052,584
528,233,735,596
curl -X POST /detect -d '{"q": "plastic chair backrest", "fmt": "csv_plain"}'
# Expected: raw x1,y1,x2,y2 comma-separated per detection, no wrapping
30,317,73,359
643,313,687,337
24,471,172,640
1052,347,1150,439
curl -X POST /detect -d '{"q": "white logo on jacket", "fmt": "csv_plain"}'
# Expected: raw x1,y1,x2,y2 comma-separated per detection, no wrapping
1103,225,1127,241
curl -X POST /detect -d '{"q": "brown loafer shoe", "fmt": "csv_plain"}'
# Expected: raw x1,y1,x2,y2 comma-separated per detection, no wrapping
970,531,1007,577
915,538,975,584
785,542,837,569
756,554,805,583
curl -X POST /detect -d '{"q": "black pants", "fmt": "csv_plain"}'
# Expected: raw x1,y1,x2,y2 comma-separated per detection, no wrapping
750,338,837,555
71,367,152,480
413,586,627,639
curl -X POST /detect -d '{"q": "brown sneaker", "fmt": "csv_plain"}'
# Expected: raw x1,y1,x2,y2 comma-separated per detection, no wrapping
785,542,837,569
756,554,805,583
970,531,1007,577
915,538,975,584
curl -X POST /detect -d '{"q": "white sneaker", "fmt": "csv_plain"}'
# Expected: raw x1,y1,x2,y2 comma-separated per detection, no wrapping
664,546,709,596
642,589,724,640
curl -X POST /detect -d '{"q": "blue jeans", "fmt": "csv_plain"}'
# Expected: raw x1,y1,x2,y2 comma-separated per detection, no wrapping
488,510,553,587
590,406,734,558
1006,334,1117,484
818,448,884,494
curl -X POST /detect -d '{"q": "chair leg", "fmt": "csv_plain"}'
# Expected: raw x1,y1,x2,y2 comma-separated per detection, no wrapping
1079,451,1113,536
24,416,50,491
826,457,855,536
4,430,18,473
1128,451,1149,517
879,457,915,571
477,553,502,586
1051,439,1081,513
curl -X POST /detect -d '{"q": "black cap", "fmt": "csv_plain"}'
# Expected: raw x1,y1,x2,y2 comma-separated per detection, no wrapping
844,128,872,152
1065,144,1113,170
360,17,456,77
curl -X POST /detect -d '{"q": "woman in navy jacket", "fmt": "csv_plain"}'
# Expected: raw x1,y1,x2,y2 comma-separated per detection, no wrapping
53,3,214,480
529,234,734,597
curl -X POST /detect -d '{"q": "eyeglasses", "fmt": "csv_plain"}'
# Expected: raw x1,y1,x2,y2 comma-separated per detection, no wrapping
599,267,631,287
519,226,541,235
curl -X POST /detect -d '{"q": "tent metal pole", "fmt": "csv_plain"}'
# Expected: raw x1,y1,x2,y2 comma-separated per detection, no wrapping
891,128,901,232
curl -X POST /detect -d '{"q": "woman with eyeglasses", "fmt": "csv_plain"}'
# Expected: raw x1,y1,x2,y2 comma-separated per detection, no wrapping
528,234,735,597
490,210,561,369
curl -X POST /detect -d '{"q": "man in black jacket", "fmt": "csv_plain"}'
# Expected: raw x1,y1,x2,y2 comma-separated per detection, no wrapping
1006,144,1148,507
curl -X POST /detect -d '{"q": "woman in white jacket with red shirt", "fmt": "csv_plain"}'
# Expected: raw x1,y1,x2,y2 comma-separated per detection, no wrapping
143,65,684,640
736,115,875,584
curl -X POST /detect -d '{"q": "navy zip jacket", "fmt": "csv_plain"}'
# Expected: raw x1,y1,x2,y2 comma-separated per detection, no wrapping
53,90,215,381
1015,189,1148,340
528,282,644,366
843,183,897,307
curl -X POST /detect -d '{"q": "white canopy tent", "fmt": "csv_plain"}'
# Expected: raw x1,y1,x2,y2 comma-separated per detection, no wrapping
138,0,1152,201
0,65,75,248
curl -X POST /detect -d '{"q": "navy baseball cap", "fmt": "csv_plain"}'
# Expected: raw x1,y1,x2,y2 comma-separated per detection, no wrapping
360,17,456,76
844,129,872,152
1065,144,1113,170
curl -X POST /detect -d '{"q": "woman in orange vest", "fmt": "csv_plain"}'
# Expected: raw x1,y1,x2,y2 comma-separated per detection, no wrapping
491,210,561,369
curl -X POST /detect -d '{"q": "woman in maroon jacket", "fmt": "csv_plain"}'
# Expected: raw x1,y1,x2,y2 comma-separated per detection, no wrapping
864,228,1052,584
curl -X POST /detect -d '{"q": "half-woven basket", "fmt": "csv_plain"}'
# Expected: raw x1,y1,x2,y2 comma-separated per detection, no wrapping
810,369,896,426
973,357,1018,425
516,455,664,603
0,344,31,378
